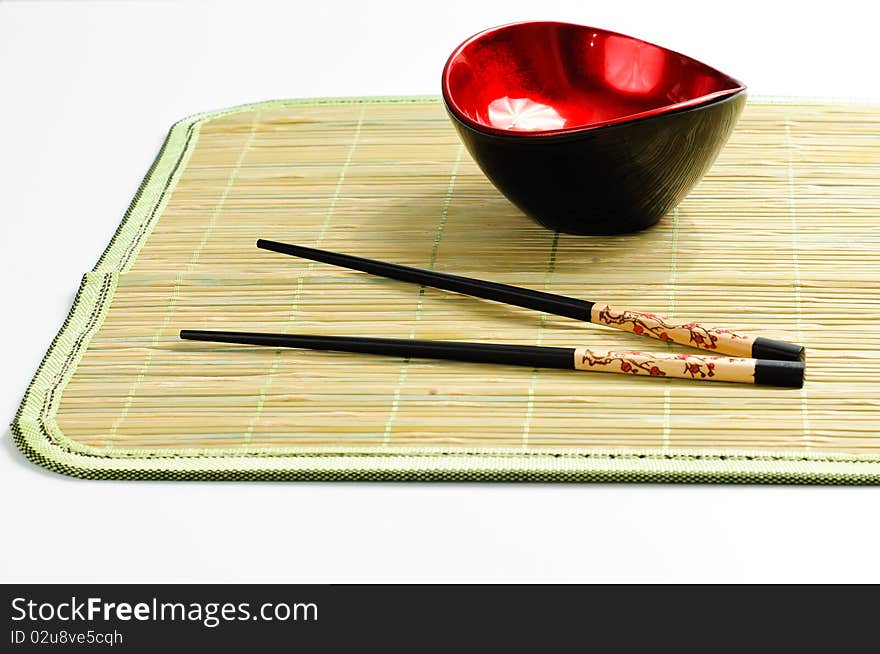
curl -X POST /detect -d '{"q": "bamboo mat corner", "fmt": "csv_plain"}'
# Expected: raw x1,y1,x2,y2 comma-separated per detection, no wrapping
12,95,880,483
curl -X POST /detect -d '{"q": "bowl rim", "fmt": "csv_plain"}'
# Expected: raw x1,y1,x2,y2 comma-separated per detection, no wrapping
445,88,748,144
441,20,747,138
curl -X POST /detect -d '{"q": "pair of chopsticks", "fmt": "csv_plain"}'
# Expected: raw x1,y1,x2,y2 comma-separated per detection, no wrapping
180,239,805,388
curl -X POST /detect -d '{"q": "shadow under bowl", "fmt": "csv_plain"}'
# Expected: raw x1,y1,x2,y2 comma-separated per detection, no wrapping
442,21,747,235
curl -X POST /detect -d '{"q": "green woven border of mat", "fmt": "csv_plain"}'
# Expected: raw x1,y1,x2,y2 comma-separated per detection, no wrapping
11,95,880,483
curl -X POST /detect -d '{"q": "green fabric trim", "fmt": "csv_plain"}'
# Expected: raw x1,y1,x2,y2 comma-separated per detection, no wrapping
11,95,880,483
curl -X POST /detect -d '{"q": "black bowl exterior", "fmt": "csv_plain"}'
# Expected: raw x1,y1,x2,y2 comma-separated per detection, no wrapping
447,91,747,235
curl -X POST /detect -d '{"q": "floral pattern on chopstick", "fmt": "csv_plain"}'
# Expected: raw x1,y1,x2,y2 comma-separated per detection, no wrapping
577,349,668,376
672,353,717,379
592,304,753,355
577,349,725,378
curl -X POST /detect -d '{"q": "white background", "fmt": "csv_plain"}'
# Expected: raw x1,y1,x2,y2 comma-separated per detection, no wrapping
2,0,879,583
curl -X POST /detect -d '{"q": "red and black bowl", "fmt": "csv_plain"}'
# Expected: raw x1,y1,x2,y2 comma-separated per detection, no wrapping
441,21,746,235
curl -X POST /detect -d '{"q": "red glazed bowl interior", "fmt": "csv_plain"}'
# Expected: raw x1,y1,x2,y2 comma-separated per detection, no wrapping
442,21,745,137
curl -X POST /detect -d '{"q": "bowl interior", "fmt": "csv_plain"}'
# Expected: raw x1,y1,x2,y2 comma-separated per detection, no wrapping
442,22,744,136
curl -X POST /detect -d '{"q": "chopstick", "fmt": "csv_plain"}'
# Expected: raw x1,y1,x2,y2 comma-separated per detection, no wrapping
179,330,805,387
256,239,805,362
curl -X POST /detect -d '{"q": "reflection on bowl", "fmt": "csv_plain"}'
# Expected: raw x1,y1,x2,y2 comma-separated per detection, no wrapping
442,21,746,235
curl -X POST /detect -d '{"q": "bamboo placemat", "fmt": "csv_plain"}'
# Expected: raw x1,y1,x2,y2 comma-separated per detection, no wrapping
12,96,880,482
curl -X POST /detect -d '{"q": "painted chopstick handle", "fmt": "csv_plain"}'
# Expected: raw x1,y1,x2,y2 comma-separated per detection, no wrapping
590,304,804,361
573,348,803,387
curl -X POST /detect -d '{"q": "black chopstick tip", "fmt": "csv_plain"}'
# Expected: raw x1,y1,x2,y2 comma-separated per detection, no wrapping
256,238,294,253
754,359,805,388
180,329,217,341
